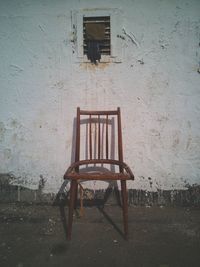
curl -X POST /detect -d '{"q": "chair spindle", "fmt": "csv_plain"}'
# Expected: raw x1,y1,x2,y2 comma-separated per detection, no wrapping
106,115,109,159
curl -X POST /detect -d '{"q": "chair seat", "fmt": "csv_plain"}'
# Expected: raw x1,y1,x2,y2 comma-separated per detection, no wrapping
64,159,134,181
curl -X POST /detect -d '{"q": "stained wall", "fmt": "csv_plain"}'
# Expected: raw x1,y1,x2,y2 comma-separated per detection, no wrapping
0,0,200,194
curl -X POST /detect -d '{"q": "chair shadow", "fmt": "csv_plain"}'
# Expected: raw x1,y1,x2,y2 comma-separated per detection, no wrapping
97,207,124,238
96,181,125,238
53,179,126,240
52,180,70,238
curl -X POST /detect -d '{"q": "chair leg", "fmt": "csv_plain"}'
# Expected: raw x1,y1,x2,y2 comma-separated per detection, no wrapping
67,180,77,240
121,180,128,239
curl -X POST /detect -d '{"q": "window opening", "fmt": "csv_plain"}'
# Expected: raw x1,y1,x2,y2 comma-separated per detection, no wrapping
83,16,111,64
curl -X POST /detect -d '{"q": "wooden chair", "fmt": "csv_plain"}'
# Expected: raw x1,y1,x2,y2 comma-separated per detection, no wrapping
64,107,134,240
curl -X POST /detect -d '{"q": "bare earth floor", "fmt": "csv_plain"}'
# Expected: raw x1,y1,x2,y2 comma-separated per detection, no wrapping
0,203,199,267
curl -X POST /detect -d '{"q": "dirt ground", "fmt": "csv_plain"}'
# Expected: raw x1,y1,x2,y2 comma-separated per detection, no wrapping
0,203,199,267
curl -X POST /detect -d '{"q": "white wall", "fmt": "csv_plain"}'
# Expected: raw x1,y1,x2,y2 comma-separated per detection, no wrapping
0,0,200,193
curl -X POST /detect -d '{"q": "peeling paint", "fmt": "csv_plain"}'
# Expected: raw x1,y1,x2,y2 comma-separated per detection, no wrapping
79,62,111,70
0,122,6,142
3,149,12,160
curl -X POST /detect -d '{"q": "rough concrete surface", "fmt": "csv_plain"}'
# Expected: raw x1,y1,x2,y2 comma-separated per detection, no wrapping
0,203,199,267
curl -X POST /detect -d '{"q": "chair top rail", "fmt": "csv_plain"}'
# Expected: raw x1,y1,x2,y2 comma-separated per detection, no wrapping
79,108,120,116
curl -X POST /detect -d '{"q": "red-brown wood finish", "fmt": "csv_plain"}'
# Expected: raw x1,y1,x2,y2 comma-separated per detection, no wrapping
64,107,134,240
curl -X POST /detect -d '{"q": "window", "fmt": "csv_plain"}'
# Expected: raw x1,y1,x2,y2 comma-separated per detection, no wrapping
71,9,123,63
83,16,111,56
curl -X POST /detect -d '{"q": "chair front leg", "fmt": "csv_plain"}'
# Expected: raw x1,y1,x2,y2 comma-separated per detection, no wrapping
67,180,77,240
121,180,128,239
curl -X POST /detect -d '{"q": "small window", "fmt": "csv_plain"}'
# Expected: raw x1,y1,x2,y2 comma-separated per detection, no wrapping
72,9,123,63
83,16,111,63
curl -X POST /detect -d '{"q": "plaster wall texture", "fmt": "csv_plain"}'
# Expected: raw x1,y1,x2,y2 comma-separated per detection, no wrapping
0,0,200,193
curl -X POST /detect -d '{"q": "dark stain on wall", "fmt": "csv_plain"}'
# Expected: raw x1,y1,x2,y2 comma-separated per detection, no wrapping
1,173,199,207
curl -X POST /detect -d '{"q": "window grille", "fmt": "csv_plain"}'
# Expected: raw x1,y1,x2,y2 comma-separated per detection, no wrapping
83,16,111,56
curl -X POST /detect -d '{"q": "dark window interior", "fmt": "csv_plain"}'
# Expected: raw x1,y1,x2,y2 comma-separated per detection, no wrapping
83,16,111,56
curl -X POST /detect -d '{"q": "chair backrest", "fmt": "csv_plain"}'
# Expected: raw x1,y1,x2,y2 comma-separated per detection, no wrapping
75,107,123,163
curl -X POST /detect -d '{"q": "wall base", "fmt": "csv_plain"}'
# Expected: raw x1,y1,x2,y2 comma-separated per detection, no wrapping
1,174,199,207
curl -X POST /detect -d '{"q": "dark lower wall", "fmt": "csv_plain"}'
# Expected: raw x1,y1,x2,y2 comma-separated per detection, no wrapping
0,174,200,207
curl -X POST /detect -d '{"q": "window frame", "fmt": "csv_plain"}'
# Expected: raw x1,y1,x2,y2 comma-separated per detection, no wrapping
83,16,111,57
71,8,123,63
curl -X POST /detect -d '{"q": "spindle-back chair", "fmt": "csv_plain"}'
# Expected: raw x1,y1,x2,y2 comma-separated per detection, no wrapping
64,107,134,239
